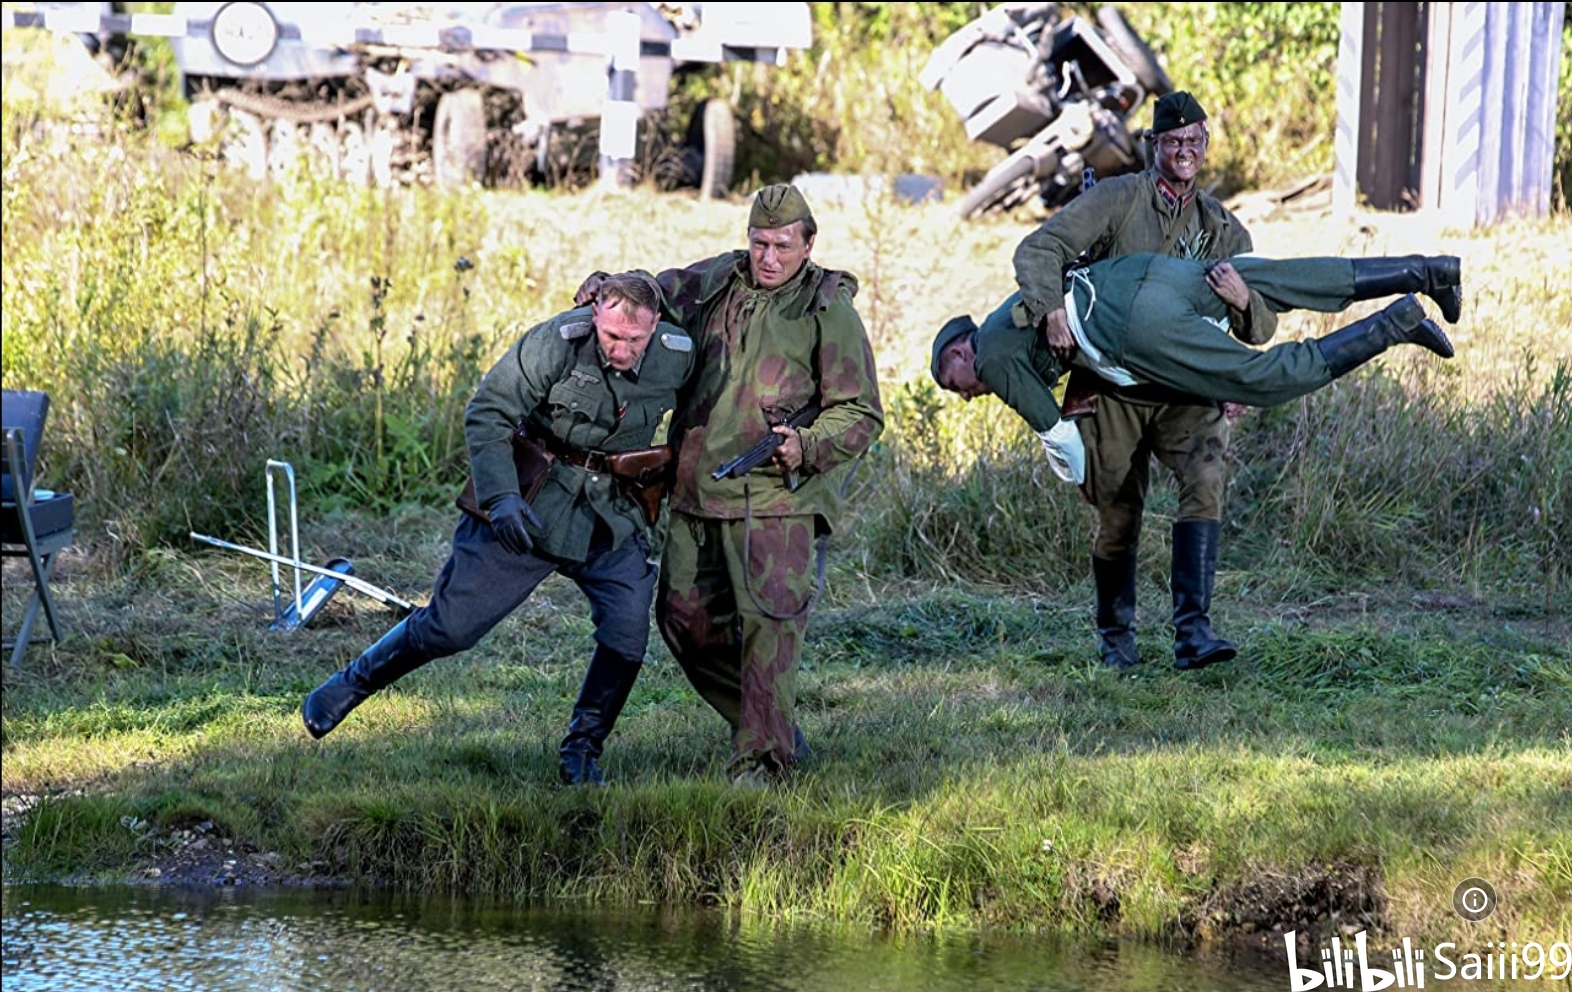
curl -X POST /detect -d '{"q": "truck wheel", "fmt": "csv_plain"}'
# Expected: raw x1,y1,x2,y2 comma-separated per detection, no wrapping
688,98,735,199
433,90,487,186
957,149,1039,220
339,121,371,185
268,119,300,179
188,95,220,145
1096,7,1172,97
222,109,268,180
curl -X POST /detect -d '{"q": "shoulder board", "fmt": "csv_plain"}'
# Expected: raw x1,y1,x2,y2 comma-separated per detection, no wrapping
659,331,693,353
559,320,593,341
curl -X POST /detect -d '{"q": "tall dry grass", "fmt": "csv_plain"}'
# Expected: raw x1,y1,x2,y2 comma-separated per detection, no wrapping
3,74,1569,948
3,89,1569,600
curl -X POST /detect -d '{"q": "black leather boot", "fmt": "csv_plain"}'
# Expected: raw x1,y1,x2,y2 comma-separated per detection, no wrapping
1092,553,1140,669
558,645,642,786
791,725,811,764
1315,296,1454,378
1352,255,1463,323
303,620,427,739
1171,521,1237,671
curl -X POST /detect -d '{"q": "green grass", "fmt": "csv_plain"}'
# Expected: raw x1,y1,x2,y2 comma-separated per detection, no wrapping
4,565,1568,944
2,42,1570,950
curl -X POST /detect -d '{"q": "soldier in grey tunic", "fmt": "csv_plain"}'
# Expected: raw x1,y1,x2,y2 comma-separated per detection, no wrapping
931,252,1458,472
303,273,696,788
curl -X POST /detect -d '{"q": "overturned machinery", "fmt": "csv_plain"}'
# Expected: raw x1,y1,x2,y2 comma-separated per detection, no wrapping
11,2,813,192
922,2,1172,219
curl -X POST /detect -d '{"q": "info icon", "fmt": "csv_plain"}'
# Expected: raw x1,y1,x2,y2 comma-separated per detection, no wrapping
1452,877,1497,922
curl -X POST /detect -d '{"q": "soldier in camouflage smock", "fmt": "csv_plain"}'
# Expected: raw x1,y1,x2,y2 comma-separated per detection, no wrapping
1012,91,1275,673
596,184,883,787
303,274,696,789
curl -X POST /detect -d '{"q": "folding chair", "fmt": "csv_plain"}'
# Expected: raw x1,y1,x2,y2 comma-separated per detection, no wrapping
3,389,75,667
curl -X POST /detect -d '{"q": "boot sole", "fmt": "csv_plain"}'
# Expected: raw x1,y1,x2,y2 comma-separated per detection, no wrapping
1413,319,1455,359
1175,646,1237,671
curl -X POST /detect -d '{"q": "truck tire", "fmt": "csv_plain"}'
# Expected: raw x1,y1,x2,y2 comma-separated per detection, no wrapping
433,90,487,186
691,98,735,199
1096,7,1172,97
222,109,268,180
340,120,371,185
188,95,220,145
957,149,1039,220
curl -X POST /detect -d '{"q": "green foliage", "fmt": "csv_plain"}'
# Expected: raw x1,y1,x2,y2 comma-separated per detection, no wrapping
1224,355,1572,596
660,2,1346,194
5,580,1568,936
1559,5,1572,209
669,2,999,189
1115,2,1341,193
1,101,507,557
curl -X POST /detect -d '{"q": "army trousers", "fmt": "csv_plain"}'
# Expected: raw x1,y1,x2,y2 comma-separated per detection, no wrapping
1079,254,1368,406
1079,389,1229,558
657,510,817,772
405,514,654,679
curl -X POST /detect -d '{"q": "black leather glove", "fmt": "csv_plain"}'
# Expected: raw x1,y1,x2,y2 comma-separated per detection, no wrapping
487,493,535,555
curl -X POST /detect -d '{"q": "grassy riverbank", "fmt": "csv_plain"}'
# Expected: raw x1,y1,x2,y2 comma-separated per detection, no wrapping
4,559,1569,947
3,71,1570,951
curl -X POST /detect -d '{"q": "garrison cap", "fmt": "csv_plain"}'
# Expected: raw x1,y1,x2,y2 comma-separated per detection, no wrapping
749,183,815,230
930,315,978,384
1152,91,1207,134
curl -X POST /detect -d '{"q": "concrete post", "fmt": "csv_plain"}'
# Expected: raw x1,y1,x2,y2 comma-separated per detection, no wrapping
599,9,640,189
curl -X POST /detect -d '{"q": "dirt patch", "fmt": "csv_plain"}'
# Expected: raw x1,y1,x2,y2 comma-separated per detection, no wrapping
1198,862,1386,950
2,793,346,889
127,820,341,888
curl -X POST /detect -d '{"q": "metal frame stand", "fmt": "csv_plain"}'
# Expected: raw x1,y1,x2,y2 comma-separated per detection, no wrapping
191,459,413,631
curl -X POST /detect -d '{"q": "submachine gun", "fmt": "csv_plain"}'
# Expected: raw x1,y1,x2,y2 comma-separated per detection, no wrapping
711,403,822,492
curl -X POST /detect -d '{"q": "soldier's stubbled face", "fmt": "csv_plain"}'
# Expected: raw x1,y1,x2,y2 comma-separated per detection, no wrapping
937,339,989,400
592,297,659,371
748,222,814,290
1153,121,1209,191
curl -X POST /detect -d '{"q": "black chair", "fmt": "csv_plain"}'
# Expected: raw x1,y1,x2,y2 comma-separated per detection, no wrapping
3,390,75,667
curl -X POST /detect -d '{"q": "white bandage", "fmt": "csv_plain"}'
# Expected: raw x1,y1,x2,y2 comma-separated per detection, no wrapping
1036,420,1086,485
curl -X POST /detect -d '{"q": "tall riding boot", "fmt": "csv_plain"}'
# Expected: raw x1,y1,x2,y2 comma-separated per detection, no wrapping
1351,255,1463,323
302,619,428,739
1314,295,1454,378
1171,521,1237,671
558,644,642,786
1092,553,1140,669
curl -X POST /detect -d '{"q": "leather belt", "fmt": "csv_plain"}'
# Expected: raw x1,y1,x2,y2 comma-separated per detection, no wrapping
548,442,612,474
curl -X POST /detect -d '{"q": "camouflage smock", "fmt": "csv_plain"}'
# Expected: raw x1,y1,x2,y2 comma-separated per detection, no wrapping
465,306,695,563
653,251,884,526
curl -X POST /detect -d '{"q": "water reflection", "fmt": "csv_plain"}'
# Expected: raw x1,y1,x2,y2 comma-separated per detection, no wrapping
2,883,1294,991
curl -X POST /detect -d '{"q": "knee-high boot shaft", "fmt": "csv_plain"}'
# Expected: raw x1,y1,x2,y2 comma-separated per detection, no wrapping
1351,255,1463,323
1314,295,1454,378
1092,553,1140,669
1171,520,1237,670
302,619,428,739
559,644,644,786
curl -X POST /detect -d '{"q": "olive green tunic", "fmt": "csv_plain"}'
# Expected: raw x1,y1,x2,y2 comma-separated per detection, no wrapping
465,307,695,563
974,254,1359,427
1014,170,1276,346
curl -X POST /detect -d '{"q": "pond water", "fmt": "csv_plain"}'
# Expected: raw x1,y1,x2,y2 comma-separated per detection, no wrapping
0,882,1314,991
